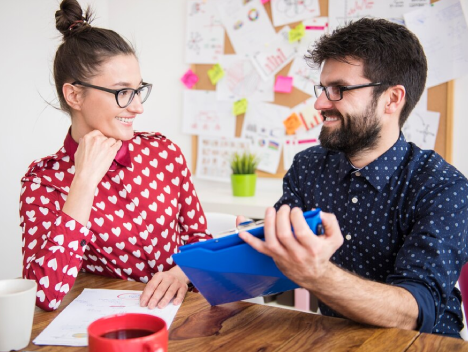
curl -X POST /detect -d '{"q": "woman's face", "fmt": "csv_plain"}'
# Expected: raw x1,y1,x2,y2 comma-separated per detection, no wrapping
72,54,145,141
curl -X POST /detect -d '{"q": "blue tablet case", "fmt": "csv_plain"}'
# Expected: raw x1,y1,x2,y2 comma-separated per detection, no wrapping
172,209,322,305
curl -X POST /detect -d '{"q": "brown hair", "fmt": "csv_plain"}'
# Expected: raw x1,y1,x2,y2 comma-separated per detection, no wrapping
54,0,135,113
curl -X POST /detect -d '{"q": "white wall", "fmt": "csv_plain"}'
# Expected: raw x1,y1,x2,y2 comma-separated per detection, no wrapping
1,1,467,279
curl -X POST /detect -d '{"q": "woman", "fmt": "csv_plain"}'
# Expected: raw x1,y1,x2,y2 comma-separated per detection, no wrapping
20,0,211,311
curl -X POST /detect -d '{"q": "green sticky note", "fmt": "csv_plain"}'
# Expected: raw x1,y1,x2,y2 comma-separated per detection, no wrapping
233,99,248,116
289,23,305,43
207,64,225,85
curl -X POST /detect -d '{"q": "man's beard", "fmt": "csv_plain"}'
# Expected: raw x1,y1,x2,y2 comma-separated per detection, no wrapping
318,102,381,158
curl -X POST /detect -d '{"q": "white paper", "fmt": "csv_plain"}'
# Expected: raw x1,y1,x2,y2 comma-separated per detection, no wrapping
271,0,321,27
297,17,329,54
414,88,428,111
185,0,225,64
216,0,276,56
196,136,252,182
283,135,320,170
404,0,468,88
182,90,236,137
216,55,274,102
241,102,291,174
402,110,440,150
250,26,299,81
328,0,430,31
33,289,181,347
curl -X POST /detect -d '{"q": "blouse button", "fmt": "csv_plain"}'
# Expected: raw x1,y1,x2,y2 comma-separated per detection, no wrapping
345,234,352,241
355,171,361,177
352,197,358,204
80,239,86,247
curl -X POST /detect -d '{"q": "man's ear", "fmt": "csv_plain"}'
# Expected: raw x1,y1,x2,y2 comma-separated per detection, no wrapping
384,85,406,115
62,83,83,111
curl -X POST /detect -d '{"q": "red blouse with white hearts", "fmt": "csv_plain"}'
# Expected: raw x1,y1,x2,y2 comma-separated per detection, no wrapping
20,131,211,311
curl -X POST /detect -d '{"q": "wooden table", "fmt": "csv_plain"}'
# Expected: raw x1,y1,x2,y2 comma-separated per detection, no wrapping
24,273,468,351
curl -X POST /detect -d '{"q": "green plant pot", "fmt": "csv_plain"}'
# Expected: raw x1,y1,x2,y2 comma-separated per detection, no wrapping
231,174,257,197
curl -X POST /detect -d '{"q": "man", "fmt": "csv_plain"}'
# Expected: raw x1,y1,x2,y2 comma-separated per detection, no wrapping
239,18,468,338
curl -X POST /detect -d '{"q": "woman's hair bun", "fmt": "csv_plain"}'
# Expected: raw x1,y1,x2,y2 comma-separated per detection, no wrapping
55,0,93,39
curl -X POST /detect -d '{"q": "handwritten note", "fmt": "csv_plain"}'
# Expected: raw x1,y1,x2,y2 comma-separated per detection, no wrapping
33,289,181,347
271,0,320,27
181,69,199,89
208,63,225,85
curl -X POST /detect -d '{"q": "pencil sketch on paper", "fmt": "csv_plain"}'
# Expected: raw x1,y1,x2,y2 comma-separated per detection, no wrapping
271,0,320,27
402,110,440,150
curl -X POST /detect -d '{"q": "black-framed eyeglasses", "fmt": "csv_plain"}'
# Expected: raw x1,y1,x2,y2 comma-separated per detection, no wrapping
314,82,383,101
71,81,153,108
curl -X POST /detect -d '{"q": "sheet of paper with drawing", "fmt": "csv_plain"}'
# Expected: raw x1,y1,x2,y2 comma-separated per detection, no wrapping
402,110,440,150
216,54,274,102
33,289,181,347
216,0,276,56
404,0,468,88
196,136,252,181
185,0,225,64
328,0,430,31
241,102,290,174
270,0,320,27
182,90,236,137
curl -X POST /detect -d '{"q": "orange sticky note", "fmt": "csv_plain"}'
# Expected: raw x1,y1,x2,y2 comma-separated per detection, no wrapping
283,112,302,135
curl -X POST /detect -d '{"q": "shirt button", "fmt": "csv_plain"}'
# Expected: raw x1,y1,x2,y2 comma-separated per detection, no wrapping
80,239,86,247
355,171,361,177
352,197,358,203
345,234,352,240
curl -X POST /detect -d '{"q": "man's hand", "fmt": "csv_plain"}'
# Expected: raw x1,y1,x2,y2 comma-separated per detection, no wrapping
238,205,344,286
140,266,189,309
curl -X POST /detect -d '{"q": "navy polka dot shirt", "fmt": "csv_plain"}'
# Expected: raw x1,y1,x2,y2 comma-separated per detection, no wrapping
275,134,468,337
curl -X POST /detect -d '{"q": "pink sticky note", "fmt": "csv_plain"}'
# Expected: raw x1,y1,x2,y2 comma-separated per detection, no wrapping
274,75,293,93
181,69,199,89
261,0,270,3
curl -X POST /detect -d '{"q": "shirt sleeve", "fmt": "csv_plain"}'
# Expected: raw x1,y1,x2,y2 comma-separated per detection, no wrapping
174,150,212,245
386,177,468,333
20,179,93,311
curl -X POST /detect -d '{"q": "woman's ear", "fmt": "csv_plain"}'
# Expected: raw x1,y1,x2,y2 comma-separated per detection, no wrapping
384,85,406,115
62,83,82,111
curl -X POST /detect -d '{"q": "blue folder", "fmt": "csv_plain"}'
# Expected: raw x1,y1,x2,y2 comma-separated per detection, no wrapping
172,209,322,305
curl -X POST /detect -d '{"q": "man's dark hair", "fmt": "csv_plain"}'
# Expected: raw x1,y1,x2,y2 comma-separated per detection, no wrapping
305,18,427,127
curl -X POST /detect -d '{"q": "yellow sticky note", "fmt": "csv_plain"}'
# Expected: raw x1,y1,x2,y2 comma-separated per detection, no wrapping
289,23,305,43
207,64,225,85
233,99,248,116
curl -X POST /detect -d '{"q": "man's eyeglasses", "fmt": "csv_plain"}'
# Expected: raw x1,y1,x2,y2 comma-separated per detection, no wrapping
313,82,383,101
71,81,153,108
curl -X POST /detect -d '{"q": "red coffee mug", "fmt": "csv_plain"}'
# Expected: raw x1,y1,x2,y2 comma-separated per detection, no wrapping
88,313,168,352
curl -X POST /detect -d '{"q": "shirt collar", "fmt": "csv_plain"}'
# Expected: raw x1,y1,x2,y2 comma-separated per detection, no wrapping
337,133,410,192
63,129,132,171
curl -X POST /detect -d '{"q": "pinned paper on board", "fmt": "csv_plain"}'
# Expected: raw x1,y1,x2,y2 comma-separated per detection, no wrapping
216,55,274,102
288,57,320,96
288,22,306,43
186,0,225,64
181,69,199,89
283,112,302,135
404,0,468,88
250,26,298,81
274,75,293,93
271,0,320,27
283,136,319,170
216,0,276,55
196,135,252,182
289,97,323,135
241,102,291,173
233,98,249,115
182,90,236,137
208,63,225,85
402,110,440,150
328,0,430,31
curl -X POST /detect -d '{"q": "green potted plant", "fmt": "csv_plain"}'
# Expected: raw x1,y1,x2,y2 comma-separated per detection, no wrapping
230,151,259,197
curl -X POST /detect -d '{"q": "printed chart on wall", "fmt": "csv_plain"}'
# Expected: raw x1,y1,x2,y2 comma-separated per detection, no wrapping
182,0,460,180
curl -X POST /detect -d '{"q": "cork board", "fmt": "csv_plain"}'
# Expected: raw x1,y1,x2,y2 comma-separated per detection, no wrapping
190,0,454,179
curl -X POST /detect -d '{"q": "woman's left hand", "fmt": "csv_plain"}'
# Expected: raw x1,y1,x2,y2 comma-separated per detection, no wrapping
140,266,189,309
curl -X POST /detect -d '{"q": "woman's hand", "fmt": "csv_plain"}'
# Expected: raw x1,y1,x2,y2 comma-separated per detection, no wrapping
73,130,122,187
140,266,189,309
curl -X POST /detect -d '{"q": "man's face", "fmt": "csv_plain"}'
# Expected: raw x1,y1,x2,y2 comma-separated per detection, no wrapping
314,58,382,158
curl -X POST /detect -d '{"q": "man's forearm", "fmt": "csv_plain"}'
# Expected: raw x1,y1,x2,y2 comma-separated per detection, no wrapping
303,264,419,330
